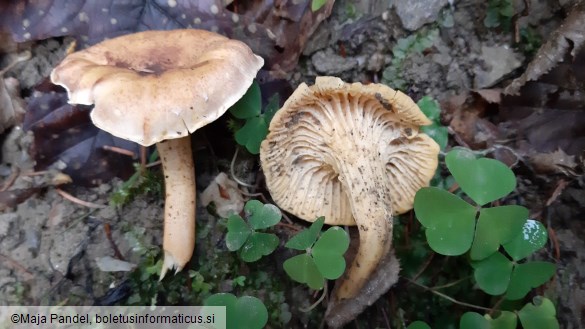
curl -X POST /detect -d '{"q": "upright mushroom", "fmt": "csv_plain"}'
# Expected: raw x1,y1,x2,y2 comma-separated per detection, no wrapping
260,77,439,300
50,29,263,277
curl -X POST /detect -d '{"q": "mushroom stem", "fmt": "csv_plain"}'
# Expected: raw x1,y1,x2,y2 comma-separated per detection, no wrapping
157,136,196,279
335,157,393,300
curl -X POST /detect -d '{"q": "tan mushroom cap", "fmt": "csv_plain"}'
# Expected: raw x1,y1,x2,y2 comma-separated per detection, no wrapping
50,29,264,146
260,76,440,225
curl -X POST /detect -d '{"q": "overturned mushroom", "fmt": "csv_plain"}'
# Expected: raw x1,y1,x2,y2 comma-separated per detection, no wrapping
260,77,439,300
50,29,263,277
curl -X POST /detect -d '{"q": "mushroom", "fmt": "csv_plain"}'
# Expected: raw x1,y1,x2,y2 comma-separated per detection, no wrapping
260,76,439,300
50,29,263,278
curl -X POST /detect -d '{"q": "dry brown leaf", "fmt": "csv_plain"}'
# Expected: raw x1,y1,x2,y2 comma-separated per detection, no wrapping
443,93,501,149
200,172,244,218
530,148,582,176
474,88,502,104
505,1,585,94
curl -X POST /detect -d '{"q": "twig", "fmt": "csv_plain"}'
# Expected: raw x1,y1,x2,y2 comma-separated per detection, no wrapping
1,167,20,191
276,222,301,232
0,51,31,76
548,227,561,261
488,296,507,317
238,189,264,198
405,277,493,312
20,170,50,176
102,145,136,158
0,253,34,280
140,146,147,172
56,188,106,209
512,0,531,43
380,306,392,329
448,182,460,193
145,160,162,168
545,179,569,207
104,223,125,260
300,284,328,312
412,252,435,281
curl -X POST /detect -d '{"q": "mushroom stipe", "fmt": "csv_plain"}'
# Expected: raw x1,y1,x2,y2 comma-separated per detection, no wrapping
50,29,264,278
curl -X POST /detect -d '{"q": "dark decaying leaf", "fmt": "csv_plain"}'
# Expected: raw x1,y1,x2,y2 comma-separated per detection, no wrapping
505,1,585,95
498,39,585,161
0,77,26,134
0,187,42,211
0,0,334,75
23,88,139,186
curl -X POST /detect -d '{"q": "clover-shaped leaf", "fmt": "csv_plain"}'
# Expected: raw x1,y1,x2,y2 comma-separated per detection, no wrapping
421,123,448,150
459,311,517,329
414,187,477,255
473,252,513,295
472,251,555,298
245,200,282,230
225,200,281,262
283,219,349,289
470,205,528,260
263,94,280,125
311,227,350,279
240,232,280,262
503,220,548,261
446,148,516,206
229,82,281,155
311,0,328,11
283,253,324,290
518,297,559,329
204,293,268,329
234,117,269,154
226,215,252,251
285,217,325,250
506,262,556,300
418,96,441,121
229,81,261,119
407,321,431,329
418,96,448,150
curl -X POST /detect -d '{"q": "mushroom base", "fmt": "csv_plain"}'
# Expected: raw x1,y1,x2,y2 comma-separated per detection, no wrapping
157,136,196,279
326,249,400,328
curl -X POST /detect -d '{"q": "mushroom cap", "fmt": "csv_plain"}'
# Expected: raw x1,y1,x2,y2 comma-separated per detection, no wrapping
260,76,440,226
50,29,264,146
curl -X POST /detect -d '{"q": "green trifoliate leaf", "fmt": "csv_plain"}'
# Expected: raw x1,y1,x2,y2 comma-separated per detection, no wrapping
414,187,477,255
283,254,324,290
285,217,325,250
518,297,559,329
503,219,548,261
311,226,349,279
239,232,279,262
226,215,252,251
506,262,556,300
234,116,268,154
473,251,513,295
470,205,528,260
245,200,282,230
446,148,516,206
229,81,261,119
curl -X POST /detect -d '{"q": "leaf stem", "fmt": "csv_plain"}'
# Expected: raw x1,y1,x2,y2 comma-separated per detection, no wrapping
300,284,328,312
430,276,472,290
405,277,493,312
230,147,255,188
